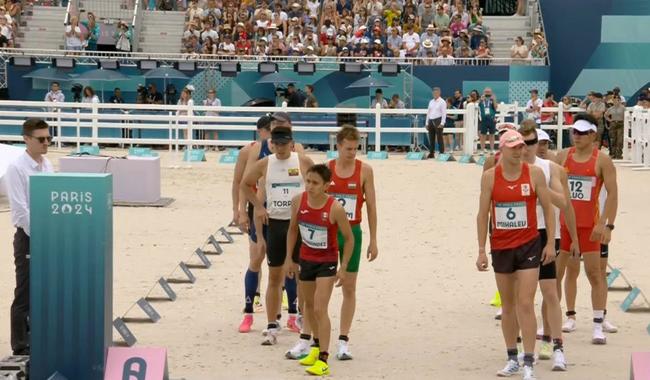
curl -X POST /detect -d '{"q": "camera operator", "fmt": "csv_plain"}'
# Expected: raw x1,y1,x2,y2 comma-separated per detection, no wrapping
146,83,164,105
285,83,306,107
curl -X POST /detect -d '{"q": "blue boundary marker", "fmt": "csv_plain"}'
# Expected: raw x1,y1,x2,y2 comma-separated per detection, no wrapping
367,151,388,160
183,149,206,162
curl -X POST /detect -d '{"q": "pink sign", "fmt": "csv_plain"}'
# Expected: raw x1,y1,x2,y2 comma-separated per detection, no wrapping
631,352,650,380
104,347,168,380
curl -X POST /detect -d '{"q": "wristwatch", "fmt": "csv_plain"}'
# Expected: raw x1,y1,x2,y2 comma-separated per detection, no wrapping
606,224,615,231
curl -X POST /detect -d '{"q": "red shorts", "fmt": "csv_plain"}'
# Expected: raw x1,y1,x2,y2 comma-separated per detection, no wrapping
559,224,601,254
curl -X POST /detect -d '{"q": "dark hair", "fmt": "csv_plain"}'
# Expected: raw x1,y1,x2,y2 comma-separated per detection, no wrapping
83,86,95,97
519,119,538,137
375,89,383,94
306,84,314,92
573,113,598,126
114,87,121,91
51,81,60,87
545,91,554,99
22,118,49,136
307,164,332,183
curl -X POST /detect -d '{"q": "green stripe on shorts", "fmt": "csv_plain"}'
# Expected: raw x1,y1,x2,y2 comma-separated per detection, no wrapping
338,224,362,273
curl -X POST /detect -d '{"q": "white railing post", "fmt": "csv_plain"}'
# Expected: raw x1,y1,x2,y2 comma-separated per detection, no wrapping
187,103,193,152
76,108,81,151
557,102,564,149
463,103,478,156
374,103,381,152
56,110,62,149
91,103,99,147
513,101,519,125
623,109,632,161
168,111,173,153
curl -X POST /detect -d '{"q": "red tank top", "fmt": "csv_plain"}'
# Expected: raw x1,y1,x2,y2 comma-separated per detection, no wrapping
327,159,364,225
561,147,603,228
298,193,339,263
490,163,539,250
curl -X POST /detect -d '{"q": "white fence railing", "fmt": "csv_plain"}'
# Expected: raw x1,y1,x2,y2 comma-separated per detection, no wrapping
623,109,650,170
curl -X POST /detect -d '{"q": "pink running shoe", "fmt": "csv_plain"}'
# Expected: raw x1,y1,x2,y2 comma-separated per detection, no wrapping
239,314,253,333
287,315,300,333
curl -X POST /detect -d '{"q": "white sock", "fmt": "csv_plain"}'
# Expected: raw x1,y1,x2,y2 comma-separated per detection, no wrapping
593,310,605,326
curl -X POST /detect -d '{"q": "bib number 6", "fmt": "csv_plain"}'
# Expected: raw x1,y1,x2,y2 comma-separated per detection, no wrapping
506,207,516,220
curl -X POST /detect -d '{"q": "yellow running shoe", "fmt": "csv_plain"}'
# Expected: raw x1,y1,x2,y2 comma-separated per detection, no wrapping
538,341,552,360
306,360,330,376
300,347,320,366
282,291,289,310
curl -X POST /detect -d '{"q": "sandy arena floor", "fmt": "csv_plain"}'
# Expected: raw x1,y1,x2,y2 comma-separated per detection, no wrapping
1,148,649,380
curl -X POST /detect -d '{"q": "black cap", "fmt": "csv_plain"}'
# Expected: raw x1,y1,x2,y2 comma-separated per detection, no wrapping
270,111,291,123
256,114,272,130
271,126,293,144
593,92,604,99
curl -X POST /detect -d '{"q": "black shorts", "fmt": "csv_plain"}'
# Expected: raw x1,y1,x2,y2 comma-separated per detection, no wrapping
600,244,609,258
538,229,559,280
267,218,300,267
299,260,337,282
491,235,542,274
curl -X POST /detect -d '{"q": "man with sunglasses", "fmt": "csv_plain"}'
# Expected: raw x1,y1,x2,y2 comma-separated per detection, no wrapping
4,118,54,356
554,113,618,345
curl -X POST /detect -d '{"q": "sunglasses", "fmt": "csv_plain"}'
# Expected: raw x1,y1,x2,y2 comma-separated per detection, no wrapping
30,135,53,143
524,137,538,146
572,129,591,136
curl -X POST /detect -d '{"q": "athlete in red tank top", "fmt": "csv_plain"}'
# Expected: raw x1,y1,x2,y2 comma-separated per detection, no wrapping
490,163,539,250
561,147,603,228
297,193,339,263
327,159,365,225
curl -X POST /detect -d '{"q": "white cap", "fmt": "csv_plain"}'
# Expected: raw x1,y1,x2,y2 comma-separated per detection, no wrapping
536,129,551,141
573,119,597,132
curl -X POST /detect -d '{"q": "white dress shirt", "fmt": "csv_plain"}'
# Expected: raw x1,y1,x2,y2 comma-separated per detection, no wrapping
526,98,544,122
426,96,447,125
5,151,54,236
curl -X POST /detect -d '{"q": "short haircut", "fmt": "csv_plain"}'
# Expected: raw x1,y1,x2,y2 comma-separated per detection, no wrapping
336,124,361,143
22,118,49,136
306,84,314,92
375,89,383,94
518,119,538,138
433,87,441,92
51,81,60,87
574,113,598,126
545,91,554,98
307,164,332,183
114,87,121,91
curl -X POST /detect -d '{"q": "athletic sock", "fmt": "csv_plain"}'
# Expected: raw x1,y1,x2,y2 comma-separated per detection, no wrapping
523,353,534,367
244,270,259,314
593,310,605,325
339,335,349,342
566,310,576,318
552,338,563,352
284,276,298,314
516,336,522,344
542,335,551,343
277,313,282,321
300,333,312,341
507,348,518,362
312,338,320,348
318,351,329,363
267,322,279,330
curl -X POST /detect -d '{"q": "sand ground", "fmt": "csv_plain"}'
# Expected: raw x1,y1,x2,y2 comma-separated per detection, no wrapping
1,148,649,380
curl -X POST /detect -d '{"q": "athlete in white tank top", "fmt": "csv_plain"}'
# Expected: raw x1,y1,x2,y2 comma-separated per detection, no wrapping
265,152,305,220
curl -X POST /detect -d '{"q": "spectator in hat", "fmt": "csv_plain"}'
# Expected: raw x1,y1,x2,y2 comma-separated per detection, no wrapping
338,45,352,59
469,24,484,50
587,92,607,146
612,86,626,104
605,95,625,159
437,36,454,57
371,89,389,109
304,45,319,61
288,2,304,19
355,37,370,58
434,4,450,29
420,24,440,53
402,24,420,57
336,34,349,51
419,38,435,59
371,26,385,45
510,36,528,64
303,28,320,51
371,39,385,57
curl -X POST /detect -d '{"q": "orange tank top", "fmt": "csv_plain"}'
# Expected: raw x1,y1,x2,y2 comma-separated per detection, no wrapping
327,159,365,225
490,163,539,250
561,147,603,228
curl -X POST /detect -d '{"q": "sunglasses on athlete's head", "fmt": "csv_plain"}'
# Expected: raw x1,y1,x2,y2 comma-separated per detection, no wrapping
523,137,538,146
29,135,53,144
572,129,592,136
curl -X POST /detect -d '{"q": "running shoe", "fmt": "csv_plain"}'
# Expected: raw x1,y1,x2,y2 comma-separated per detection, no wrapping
603,320,618,333
562,318,576,333
538,341,552,360
262,320,282,336
300,347,320,366
253,295,264,313
305,360,330,376
286,315,300,333
238,314,253,333
495,307,502,320
261,328,278,346
286,338,311,360
552,349,567,371
522,365,536,380
336,340,353,360
282,292,289,310
592,325,607,345
496,359,520,377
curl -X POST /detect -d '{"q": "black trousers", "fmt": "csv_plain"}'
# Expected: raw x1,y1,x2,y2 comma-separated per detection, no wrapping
427,118,444,154
11,228,30,354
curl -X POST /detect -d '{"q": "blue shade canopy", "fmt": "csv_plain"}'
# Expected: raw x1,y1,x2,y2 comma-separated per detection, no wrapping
74,69,130,81
345,76,392,89
22,67,72,81
256,72,295,85
143,67,189,79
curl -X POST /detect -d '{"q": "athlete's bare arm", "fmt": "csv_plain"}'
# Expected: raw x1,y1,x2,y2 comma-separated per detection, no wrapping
242,158,269,221
294,142,306,154
242,142,262,180
593,154,618,244
548,161,568,209
476,169,494,271
232,144,251,228
284,194,301,278
361,163,378,261
531,166,556,265
332,201,354,286
554,148,569,166
558,169,580,256
298,153,315,178
482,155,496,172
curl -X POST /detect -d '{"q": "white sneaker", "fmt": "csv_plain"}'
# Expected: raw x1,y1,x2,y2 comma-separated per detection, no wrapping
262,320,282,336
336,340,353,360
285,338,311,359
496,359,520,377
495,307,502,320
552,349,567,371
562,318,576,333
592,324,607,345
261,328,278,345
522,365,536,380
603,320,618,333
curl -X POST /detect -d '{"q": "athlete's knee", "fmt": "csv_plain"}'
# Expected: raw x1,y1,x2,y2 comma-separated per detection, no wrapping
267,269,284,287
313,304,329,319
585,267,603,284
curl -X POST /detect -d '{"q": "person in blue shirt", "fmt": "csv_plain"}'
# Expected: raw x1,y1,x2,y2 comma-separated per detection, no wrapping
81,12,100,51
478,87,497,153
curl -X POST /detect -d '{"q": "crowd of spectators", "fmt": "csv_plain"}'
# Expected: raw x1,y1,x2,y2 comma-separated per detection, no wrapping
178,0,501,65
509,30,547,64
0,2,22,48
64,12,133,52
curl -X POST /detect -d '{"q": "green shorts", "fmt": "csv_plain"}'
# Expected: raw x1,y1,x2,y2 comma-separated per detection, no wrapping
338,223,362,273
